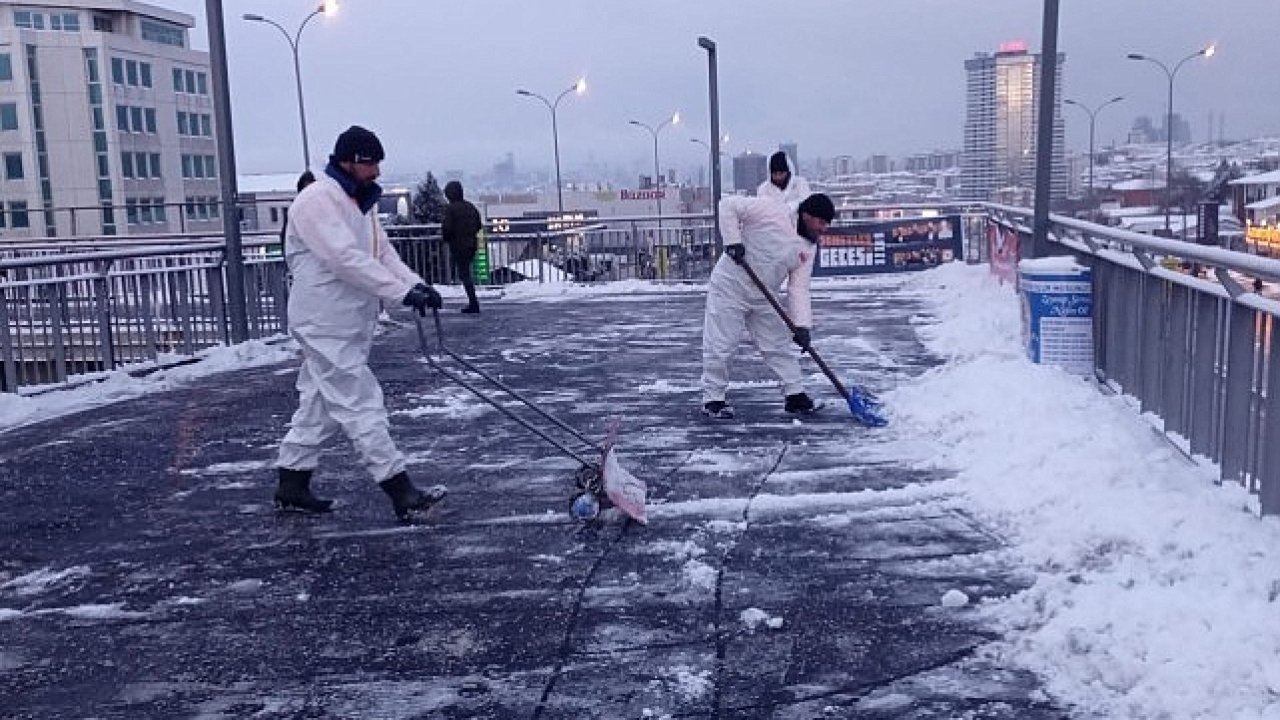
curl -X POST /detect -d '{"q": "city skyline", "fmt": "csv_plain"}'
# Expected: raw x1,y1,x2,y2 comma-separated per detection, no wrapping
161,0,1280,177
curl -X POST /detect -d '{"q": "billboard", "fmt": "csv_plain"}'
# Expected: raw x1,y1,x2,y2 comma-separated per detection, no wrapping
813,215,963,276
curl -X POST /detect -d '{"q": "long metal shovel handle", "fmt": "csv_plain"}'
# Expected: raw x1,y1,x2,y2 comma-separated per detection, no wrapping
417,310,601,460
735,260,887,427
735,260,849,397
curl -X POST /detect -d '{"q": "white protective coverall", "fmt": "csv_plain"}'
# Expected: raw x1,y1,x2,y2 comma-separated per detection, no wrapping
275,173,424,482
756,155,813,212
701,195,817,403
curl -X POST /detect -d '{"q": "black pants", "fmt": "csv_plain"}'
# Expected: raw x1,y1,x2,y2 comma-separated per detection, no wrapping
451,246,478,309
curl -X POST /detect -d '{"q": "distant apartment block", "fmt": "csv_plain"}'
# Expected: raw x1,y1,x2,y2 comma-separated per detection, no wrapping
733,152,766,194
961,42,1066,202
0,1,216,238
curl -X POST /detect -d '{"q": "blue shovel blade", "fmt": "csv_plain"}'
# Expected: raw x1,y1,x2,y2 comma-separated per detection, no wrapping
846,386,888,427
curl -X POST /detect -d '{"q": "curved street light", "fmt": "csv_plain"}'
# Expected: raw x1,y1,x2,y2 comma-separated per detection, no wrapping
516,78,586,214
242,2,338,171
628,112,680,219
1063,96,1123,199
1126,44,1216,234
691,135,729,188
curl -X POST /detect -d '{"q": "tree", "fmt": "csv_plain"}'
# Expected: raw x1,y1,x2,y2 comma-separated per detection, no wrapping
410,172,446,225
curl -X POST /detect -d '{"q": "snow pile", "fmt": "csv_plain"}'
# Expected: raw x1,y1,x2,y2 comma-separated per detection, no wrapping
0,339,294,434
891,261,1280,720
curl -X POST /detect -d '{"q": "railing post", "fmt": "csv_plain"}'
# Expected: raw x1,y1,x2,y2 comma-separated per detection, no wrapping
0,287,17,392
92,260,116,372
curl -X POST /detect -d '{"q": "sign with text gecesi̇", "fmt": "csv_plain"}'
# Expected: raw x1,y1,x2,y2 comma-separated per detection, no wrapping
812,215,963,277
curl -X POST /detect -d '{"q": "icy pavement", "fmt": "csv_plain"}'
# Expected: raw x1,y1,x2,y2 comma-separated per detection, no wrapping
0,274,1079,718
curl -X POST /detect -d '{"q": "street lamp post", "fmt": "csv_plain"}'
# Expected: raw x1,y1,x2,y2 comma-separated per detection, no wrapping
1127,44,1216,235
629,113,680,219
242,1,338,171
1063,96,1123,199
691,136,728,188
516,78,586,214
697,36,721,244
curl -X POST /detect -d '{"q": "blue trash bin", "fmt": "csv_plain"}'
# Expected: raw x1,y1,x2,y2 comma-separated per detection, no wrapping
1018,258,1094,376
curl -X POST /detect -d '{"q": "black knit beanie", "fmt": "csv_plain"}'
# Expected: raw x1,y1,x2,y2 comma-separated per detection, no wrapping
798,194,835,222
332,125,385,164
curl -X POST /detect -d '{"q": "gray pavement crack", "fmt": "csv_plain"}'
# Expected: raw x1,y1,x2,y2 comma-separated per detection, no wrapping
710,442,791,720
527,450,695,720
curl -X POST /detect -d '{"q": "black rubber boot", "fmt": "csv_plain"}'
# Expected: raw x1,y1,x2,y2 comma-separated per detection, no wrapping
379,471,447,522
274,468,333,514
701,400,735,419
784,392,818,415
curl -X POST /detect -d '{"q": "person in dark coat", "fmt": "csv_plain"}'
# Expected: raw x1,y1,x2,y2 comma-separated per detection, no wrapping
278,170,316,244
441,180,483,313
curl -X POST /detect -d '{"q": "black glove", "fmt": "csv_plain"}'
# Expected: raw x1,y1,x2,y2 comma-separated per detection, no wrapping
792,327,812,352
402,283,443,315
725,244,746,265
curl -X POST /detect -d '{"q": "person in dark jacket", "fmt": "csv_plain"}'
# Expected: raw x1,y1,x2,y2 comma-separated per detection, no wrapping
278,170,316,244
441,180,482,313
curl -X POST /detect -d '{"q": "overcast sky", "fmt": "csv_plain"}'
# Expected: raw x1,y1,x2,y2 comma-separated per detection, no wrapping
171,0,1280,178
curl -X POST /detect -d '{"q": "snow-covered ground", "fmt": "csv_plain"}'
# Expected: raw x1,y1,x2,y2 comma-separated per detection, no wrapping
1,265,1276,719
892,263,1280,720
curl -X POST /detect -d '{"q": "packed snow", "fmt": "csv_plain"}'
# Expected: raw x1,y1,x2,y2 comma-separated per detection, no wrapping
892,262,1280,720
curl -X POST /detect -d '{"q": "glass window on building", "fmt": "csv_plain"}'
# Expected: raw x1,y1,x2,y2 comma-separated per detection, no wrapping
0,103,18,131
96,154,109,177
50,12,79,32
129,106,142,132
9,201,30,228
115,105,128,130
144,107,156,133
0,54,12,82
184,69,196,94
111,57,123,84
172,67,183,93
196,72,207,95
140,19,185,48
121,152,133,178
139,62,151,88
125,59,138,86
153,199,166,222
200,114,211,137
93,15,114,33
149,153,161,178
14,11,45,30
181,154,192,178
176,111,188,136
3,153,22,180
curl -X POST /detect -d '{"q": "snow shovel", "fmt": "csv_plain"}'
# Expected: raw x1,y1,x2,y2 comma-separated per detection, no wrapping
413,310,648,524
736,260,888,427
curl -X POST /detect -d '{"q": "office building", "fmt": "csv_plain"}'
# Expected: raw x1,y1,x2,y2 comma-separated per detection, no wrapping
733,152,767,194
961,42,1066,202
0,1,216,238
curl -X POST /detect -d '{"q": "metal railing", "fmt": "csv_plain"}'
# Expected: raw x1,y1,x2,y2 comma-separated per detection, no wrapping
0,215,715,392
986,203,1280,515
0,239,287,391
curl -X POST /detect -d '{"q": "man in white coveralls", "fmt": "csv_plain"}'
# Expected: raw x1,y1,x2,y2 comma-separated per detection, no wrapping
700,192,836,419
272,125,447,523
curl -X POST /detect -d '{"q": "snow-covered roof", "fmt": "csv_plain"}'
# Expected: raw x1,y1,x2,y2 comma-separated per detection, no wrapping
1246,196,1280,211
1228,169,1280,186
1111,178,1164,192
238,172,307,195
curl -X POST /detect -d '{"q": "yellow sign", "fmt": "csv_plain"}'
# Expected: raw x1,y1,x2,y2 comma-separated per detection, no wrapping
1247,225,1280,246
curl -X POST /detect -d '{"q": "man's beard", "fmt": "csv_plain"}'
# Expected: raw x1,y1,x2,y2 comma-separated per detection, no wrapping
797,216,817,242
